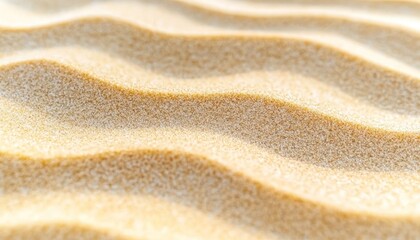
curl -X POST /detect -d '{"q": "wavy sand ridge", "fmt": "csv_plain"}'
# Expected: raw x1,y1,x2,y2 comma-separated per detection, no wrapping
1,0,420,73
1,19,419,117
0,0,419,240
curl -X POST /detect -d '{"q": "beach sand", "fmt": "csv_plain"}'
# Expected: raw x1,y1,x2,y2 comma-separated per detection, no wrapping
0,0,419,239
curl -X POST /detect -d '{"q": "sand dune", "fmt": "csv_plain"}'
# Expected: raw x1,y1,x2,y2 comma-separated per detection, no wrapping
0,0,419,239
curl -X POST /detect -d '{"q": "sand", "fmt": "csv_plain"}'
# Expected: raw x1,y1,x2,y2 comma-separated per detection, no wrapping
0,0,419,239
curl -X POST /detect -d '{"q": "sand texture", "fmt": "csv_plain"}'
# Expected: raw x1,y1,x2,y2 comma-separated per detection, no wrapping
0,0,419,239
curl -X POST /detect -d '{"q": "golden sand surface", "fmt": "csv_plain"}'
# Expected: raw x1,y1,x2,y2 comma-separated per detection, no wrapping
0,0,419,239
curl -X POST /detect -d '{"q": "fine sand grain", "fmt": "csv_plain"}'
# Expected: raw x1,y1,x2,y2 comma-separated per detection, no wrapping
0,0,419,239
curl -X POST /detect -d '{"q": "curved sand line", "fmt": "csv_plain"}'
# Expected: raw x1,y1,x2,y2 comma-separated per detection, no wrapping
2,150,420,239
1,57,419,131
118,0,420,70
0,60,418,172
5,0,420,16
0,18,419,115
174,0,420,21
1,121,418,213
1,191,271,240
1,0,419,79
0,222,131,240
3,47,419,130
1,0,419,71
